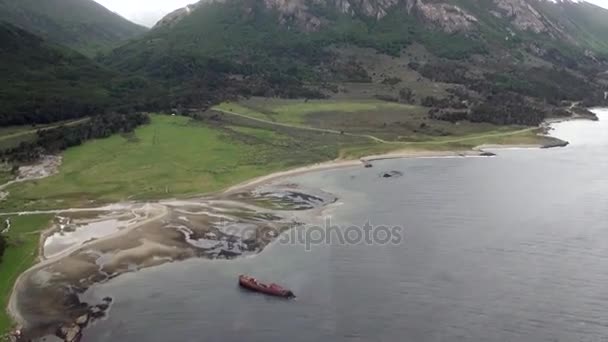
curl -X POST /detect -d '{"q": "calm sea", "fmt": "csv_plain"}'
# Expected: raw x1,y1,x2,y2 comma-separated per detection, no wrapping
81,110,608,342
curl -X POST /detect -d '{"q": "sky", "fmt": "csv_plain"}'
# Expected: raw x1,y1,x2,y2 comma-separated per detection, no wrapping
94,0,196,27
95,0,608,27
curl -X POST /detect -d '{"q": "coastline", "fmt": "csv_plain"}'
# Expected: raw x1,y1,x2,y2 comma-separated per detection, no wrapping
5,204,170,333
221,140,566,196
222,149,486,195
1,112,590,339
222,113,588,195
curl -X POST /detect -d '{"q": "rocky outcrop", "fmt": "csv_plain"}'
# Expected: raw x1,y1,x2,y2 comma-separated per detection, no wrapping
153,2,204,28
494,0,549,33
327,0,403,20
379,170,403,178
413,1,478,33
492,0,573,40
263,0,323,31
154,0,478,33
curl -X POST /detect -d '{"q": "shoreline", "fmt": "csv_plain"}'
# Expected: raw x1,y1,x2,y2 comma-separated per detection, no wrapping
1,112,593,338
221,140,567,196
221,113,589,195
222,149,487,195
5,204,170,333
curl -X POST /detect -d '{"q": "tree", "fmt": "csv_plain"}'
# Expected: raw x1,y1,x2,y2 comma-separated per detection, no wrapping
0,234,6,263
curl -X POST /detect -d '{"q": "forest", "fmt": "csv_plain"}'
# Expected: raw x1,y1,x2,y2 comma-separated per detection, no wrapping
1,113,150,163
0,234,5,263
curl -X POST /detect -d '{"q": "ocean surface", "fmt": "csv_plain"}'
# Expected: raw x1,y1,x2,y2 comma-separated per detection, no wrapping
82,110,608,342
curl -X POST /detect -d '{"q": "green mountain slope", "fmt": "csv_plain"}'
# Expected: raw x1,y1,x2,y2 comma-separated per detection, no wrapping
0,21,115,126
535,0,608,54
99,0,608,126
0,0,146,55
103,0,490,106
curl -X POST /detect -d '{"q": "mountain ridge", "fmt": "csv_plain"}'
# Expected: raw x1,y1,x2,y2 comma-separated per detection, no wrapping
103,0,608,126
0,0,147,55
152,0,608,53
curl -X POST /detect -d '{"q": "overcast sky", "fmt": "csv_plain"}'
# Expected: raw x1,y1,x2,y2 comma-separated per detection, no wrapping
94,0,608,27
95,0,195,27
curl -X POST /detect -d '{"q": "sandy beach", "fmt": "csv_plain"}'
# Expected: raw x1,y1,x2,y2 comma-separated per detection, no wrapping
223,149,490,195
221,113,582,195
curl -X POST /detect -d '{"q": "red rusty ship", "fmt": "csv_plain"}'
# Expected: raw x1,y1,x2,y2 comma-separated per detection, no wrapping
239,275,295,298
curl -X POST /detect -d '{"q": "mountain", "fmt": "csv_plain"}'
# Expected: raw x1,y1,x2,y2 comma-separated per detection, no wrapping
535,0,608,53
103,0,608,124
0,0,146,55
0,21,162,128
0,21,113,126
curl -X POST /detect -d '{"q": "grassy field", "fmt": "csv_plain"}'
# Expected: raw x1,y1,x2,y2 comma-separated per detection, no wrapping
0,114,368,210
0,169,13,186
214,99,419,125
0,214,52,335
0,98,552,210
214,98,525,141
0,129,37,152
0,118,90,152
339,128,553,158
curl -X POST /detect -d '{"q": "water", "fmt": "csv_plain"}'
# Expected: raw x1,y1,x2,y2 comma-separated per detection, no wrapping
44,219,122,259
81,110,608,342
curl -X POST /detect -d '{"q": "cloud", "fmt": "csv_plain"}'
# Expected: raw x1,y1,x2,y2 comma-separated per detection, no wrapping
96,0,608,27
95,0,195,27
587,0,608,8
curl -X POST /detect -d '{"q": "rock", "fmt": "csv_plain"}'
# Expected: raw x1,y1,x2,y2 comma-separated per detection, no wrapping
65,325,81,342
153,0,477,33
57,324,81,342
96,303,109,311
75,313,89,325
413,1,478,33
492,0,569,40
379,170,403,178
153,3,203,29
541,140,569,149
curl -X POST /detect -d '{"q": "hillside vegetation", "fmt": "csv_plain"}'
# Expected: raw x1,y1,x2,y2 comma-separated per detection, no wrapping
0,22,114,126
101,0,608,127
0,0,607,172
0,21,161,153
0,0,146,55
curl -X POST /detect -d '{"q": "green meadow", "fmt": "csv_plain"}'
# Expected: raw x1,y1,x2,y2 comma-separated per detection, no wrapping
0,214,52,334
213,98,529,142
0,114,367,210
1,115,293,209
0,100,554,210
214,98,420,125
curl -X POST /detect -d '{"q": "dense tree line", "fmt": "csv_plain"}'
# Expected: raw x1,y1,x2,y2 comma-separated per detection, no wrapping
429,109,469,123
411,58,607,125
2,112,149,163
470,93,546,126
0,234,5,263
482,68,600,105
421,96,467,109
413,61,472,85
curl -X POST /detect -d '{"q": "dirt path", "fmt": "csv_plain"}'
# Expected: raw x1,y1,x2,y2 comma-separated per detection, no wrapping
212,107,393,143
213,107,540,146
409,127,539,146
0,118,89,143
